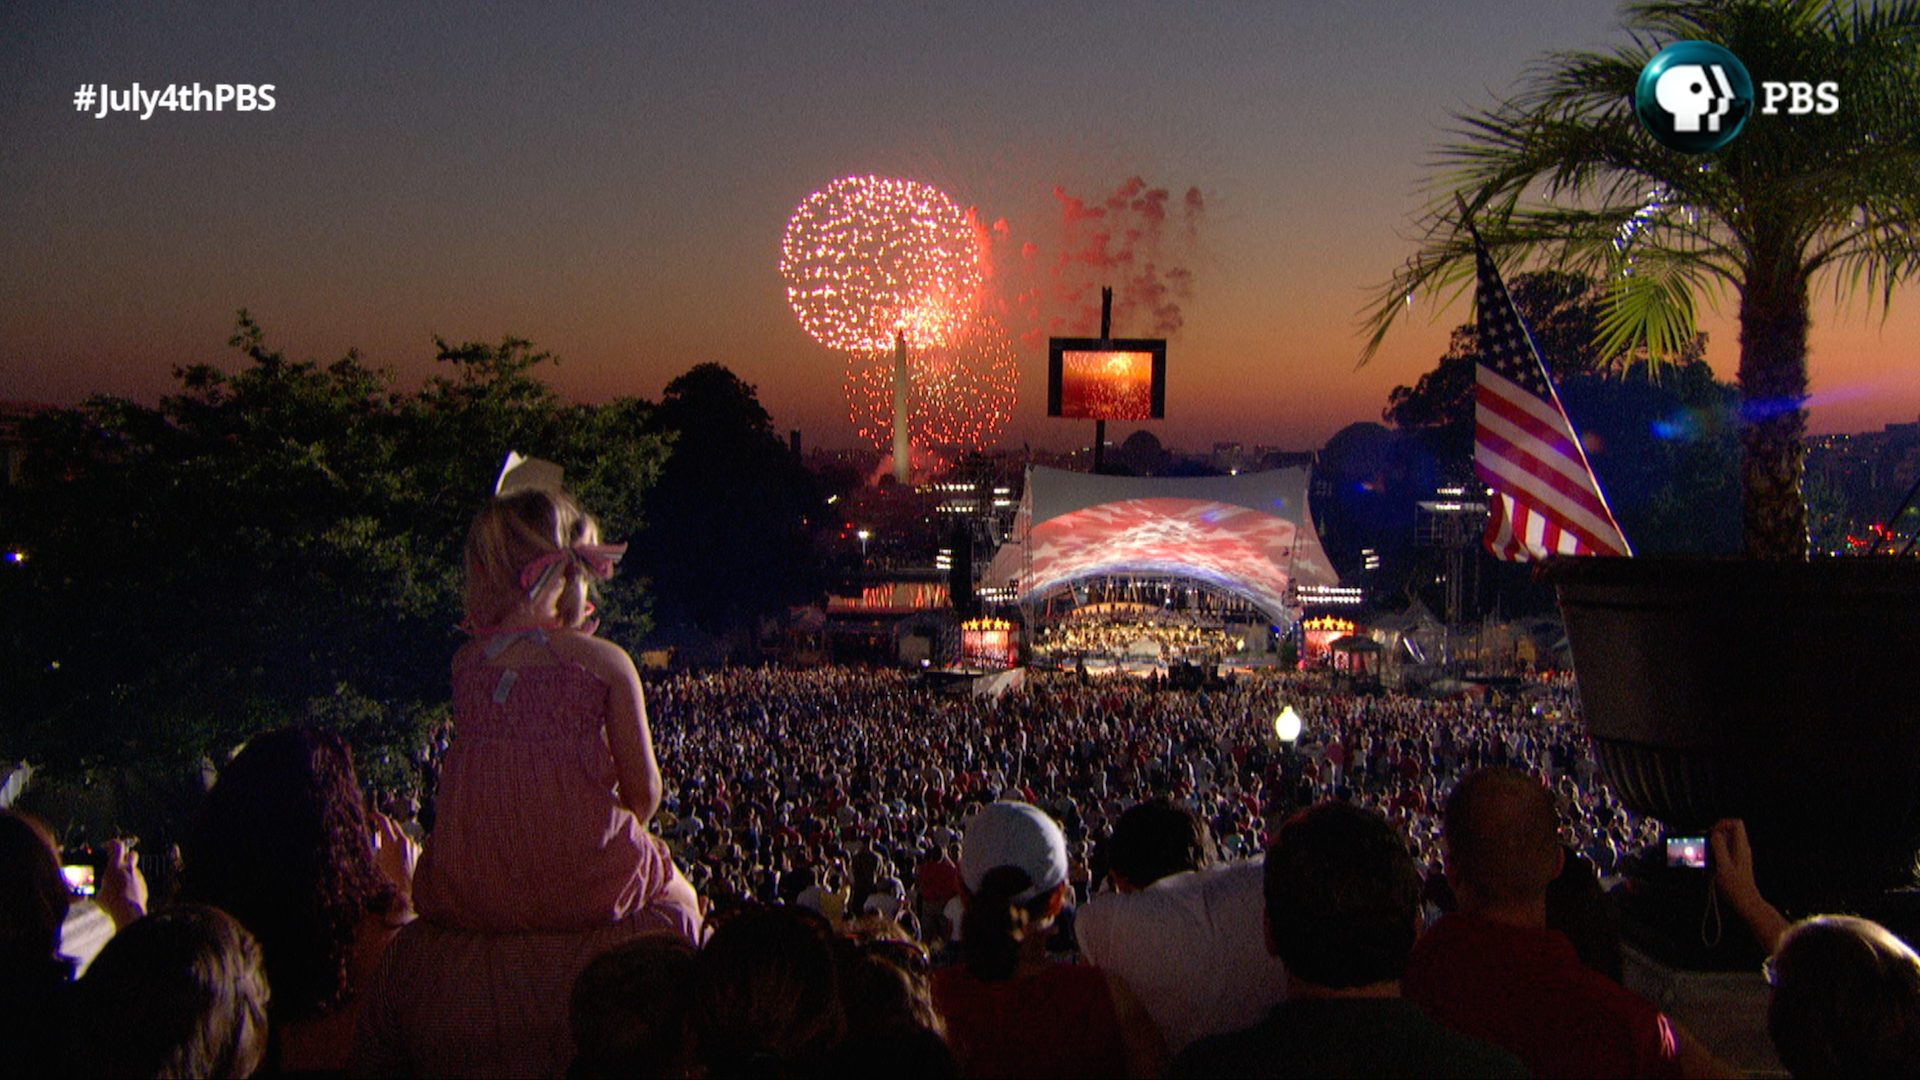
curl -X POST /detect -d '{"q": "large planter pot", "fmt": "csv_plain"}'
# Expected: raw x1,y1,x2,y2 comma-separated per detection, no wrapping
1549,557,1920,906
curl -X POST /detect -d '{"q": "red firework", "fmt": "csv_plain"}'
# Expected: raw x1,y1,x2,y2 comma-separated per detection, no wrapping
780,175,987,352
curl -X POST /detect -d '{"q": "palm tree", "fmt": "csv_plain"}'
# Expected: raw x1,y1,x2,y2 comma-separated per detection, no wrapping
1365,0,1920,559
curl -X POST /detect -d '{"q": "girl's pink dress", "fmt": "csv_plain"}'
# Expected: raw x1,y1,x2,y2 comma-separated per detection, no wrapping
353,635,697,1078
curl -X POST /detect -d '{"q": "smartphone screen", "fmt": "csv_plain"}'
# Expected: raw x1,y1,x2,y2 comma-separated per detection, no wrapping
1665,836,1708,869
62,864,97,896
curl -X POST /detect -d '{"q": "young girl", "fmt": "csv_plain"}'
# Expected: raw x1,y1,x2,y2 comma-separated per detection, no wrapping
357,488,700,1077
412,486,699,939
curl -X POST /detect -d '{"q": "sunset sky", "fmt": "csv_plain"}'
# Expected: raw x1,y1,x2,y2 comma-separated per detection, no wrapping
6,1,1917,452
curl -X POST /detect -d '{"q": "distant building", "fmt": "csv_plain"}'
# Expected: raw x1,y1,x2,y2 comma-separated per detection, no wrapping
1257,448,1316,471
0,400,57,489
1806,418,1920,551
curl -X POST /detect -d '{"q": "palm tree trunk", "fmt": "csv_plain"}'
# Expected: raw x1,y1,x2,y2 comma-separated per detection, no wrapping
1736,255,1812,560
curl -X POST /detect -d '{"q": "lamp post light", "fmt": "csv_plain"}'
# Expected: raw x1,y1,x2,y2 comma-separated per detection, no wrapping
856,529,871,565
1273,705,1303,744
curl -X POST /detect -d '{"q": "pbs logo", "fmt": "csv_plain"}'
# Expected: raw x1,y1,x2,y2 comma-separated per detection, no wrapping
1636,41,1754,153
1761,80,1840,116
1636,41,1842,153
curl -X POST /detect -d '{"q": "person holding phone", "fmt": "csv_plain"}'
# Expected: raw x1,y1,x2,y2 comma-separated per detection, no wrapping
1403,768,1737,1078
1,811,146,1077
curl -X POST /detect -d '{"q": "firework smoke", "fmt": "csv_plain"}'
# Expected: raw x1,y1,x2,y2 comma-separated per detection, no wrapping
777,169,1205,453
994,176,1205,345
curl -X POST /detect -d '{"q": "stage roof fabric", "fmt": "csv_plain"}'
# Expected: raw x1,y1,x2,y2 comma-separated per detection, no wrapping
984,466,1338,625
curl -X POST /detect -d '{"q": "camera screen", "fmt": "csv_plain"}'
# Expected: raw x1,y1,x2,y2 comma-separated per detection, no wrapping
61,864,97,896
1665,837,1708,869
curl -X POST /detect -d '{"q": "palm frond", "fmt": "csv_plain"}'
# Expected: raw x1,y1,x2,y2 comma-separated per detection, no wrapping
1598,253,1708,368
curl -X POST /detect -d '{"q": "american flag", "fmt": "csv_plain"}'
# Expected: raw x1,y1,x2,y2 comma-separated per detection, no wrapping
1472,244,1632,560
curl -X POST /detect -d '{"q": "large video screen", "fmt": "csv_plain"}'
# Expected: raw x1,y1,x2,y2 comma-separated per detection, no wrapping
1047,338,1167,420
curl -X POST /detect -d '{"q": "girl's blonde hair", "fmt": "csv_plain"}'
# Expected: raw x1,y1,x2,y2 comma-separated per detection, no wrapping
463,489,603,632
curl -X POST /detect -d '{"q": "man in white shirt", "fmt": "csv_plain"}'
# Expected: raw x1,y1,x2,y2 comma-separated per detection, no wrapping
1077,799,1287,1054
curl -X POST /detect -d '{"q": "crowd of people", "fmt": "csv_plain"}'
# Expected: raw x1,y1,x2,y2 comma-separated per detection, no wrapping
8,482,1920,1078
640,663,1644,925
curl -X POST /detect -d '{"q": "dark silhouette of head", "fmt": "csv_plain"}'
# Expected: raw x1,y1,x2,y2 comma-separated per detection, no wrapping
1108,798,1217,890
1264,801,1421,990
694,906,845,1078
1768,915,1920,1079
68,904,270,1080
568,934,696,1080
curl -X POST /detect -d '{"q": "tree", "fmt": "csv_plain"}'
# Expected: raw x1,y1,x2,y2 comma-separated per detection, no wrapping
1113,430,1172,476
1558,360,1744,554
1386,271,1624,480
1365,0,1920,558
632,364,823,637
0,315,669,782
1312,422,1433,589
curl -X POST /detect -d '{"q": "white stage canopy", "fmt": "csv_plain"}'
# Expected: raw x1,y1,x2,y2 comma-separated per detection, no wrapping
983,465,1339,626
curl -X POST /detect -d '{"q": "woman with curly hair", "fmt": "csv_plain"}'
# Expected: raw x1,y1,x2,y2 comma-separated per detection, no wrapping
182,727,413,1077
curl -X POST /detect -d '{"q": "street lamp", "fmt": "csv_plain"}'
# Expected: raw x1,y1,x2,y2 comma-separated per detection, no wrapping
856,529,871,563
1273,705,1303,743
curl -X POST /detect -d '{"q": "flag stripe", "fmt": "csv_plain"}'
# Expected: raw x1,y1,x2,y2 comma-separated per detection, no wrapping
1477,367,1580,446
1477,375,1582,460
1476,445,1622,555
1475,410,1618,529
1491,492,1591,561
1475,396,1606,507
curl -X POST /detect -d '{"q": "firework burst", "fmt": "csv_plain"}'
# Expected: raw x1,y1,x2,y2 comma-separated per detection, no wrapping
780,175,987,352
845,312,1019,453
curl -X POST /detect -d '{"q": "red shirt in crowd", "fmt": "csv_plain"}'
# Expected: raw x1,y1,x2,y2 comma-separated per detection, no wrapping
917,856,963,909
932,963,1127,1080
1403,913,1683,1080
